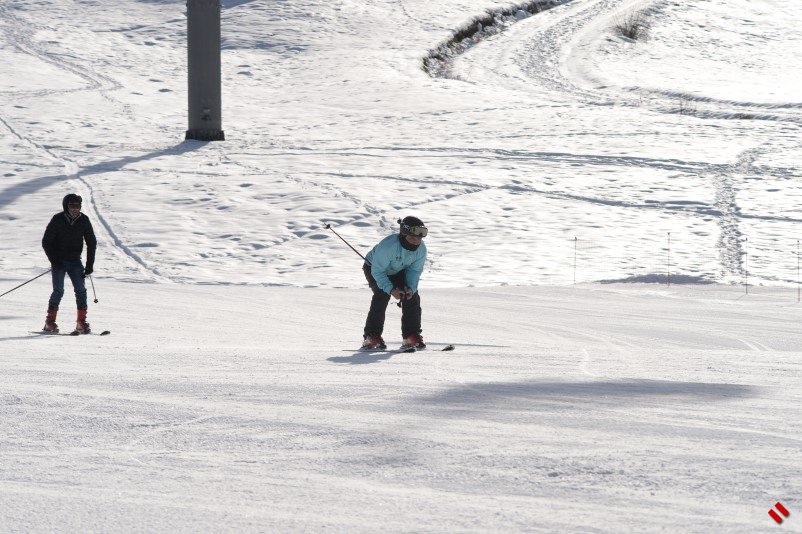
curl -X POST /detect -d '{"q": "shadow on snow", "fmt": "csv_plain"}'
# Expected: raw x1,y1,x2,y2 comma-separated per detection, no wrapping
419,379,757,407
0,141,204,210
327,352,397,365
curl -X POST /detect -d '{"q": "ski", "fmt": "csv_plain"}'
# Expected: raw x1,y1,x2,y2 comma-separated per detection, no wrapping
397,344,455,351
69,330,111,336
349,346,416,354
368,347,416,353
346,344,454,353
405,344,454,351
30,330,110,336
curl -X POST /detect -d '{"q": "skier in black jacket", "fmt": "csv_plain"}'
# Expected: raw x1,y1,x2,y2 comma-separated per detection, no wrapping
41,194,97,334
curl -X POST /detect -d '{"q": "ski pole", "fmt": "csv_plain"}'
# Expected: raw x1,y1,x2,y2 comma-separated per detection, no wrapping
324,223,367,261
324,223,403,307
88,274,99,303
0,269,51,299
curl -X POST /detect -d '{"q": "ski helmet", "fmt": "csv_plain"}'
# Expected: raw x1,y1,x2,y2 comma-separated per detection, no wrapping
62,193,82,213
398,216,427,237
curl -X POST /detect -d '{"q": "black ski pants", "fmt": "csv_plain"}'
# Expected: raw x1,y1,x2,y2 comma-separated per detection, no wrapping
362,263,422,338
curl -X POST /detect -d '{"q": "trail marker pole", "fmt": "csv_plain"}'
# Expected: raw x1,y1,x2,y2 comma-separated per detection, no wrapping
744,237,749,295
573,237,577,285
667,232,671,287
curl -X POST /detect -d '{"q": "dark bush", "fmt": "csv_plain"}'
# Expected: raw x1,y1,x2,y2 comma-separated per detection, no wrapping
614,11,650,41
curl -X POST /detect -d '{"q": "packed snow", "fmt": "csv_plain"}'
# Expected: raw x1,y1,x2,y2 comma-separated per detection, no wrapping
1,0,801,531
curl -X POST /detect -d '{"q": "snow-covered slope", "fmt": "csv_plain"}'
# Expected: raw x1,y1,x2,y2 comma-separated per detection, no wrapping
1,0,801,287
1,0,801,531
2,282,802,532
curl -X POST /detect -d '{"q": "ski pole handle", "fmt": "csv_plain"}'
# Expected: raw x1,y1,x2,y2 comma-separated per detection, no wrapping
392,288,404,308
395,287,413,308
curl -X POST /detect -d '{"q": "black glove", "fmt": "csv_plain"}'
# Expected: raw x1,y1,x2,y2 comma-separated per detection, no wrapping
83,265,94,278
404,287,414,300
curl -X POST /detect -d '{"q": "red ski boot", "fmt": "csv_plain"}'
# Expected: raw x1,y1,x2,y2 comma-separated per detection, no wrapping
401,333,425,350
74,308,91,335
361,333,386,350
43,307,59,334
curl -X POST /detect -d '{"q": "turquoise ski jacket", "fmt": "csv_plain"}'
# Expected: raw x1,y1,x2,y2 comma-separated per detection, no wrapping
365,234,427,295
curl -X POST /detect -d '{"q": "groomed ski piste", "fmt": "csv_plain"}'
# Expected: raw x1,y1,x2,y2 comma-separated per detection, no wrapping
1,0,801,532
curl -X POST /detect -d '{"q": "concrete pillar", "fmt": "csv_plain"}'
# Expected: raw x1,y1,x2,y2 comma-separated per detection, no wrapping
186,0,225,141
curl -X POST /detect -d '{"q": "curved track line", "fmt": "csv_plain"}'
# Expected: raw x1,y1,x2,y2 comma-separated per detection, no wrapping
0,5,167,282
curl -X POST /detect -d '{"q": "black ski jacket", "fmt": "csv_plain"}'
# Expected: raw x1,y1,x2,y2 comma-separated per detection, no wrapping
42,211,97,268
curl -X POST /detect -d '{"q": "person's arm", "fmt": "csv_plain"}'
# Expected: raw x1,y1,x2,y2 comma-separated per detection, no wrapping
369,242,395,294
404,250,426,293
84,218,97,275
42,217,59,265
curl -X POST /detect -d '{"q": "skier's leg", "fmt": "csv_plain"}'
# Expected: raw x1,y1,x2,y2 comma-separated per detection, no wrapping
400,291,422,338
363,263,391,337
396,270,421,337
364,291,391,337
65,260,88,311
48,264,67,310
65,261,90,334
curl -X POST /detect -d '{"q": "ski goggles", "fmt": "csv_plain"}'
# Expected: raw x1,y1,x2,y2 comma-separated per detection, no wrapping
402,224,428,238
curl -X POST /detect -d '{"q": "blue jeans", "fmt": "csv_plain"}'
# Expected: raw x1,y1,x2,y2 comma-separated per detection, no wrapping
49,260,87,310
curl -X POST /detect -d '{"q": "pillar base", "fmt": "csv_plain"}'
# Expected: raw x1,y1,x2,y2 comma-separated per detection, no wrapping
185,129,225,141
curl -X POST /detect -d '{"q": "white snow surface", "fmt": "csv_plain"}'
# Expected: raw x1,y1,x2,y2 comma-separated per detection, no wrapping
1,0,802,531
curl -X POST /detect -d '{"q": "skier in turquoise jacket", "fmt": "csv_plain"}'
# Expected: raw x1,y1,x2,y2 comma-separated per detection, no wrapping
361,216,428,350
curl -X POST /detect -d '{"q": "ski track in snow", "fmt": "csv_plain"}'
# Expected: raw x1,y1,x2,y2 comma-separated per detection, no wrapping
0,3,134,117
4,0,798,286
262,145,802,234
0,3,167,282
435,0,802,284
1,0,800,288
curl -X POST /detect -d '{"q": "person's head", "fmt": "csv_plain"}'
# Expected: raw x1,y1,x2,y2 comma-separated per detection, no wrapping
62,194,82,218
398,216,427,248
